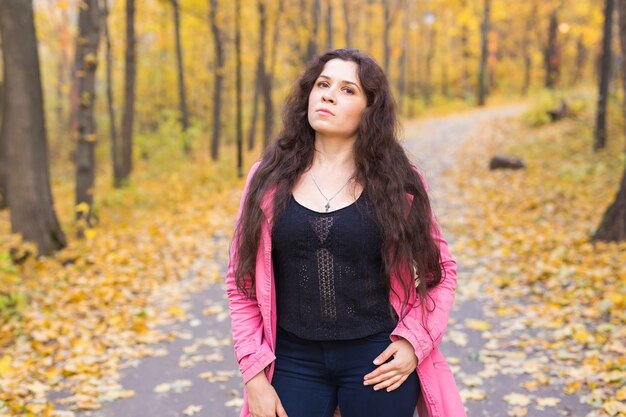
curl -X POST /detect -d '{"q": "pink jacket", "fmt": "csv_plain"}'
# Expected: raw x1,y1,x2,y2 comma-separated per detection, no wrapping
226,161,467,417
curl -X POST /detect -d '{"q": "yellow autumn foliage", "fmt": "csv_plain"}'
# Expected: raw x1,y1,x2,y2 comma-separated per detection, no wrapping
0,147,248,415
447,99,626,416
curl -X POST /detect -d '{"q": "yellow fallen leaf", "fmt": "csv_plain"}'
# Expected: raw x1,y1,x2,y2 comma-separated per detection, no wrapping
462,376,484,387
507,407,528,417
536,397,561,407
504,393,531,407
203,305,225,315
602,400,626,416
465,319,492,331
616,388,626,401
182,405,203,416
168,305,186,319
460,388,487,401
225,398,244,407
0,355,15,375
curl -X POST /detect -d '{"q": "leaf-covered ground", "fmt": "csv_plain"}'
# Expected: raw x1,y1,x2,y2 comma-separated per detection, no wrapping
0,153,246,416
1,100,625,417
442,107,626,417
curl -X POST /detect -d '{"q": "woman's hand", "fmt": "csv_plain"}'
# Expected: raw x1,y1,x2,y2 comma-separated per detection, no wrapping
245,371,288,417
363,337,418,392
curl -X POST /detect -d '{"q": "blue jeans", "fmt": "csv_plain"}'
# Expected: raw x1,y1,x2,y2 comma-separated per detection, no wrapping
271,326,420,417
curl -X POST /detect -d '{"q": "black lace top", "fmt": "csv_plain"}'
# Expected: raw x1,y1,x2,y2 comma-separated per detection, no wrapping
271,189,397,341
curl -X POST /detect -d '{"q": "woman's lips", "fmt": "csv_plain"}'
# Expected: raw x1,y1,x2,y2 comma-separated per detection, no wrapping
316,108,334,116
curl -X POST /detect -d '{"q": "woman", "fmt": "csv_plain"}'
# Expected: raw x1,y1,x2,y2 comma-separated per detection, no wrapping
226,48,465,417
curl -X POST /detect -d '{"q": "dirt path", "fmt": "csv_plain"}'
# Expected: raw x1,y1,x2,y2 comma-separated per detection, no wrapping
403,103,591,417
68,103,590,417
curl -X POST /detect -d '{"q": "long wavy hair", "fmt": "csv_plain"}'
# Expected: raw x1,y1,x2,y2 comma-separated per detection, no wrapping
233,48,445,319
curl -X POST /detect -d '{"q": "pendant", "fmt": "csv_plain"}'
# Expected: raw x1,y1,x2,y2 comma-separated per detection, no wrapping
325,202,330,212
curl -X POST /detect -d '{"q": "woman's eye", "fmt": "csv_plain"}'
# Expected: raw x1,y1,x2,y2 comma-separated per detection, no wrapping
317,81,329,88
343,88,355,95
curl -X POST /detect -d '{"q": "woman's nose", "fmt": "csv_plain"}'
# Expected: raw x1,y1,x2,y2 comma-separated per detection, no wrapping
322,91,335,103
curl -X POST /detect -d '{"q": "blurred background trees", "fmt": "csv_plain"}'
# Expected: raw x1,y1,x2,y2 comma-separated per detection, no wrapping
2,0,626,253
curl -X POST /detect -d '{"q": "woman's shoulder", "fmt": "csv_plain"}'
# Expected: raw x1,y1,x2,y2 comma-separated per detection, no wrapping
409,163,429,192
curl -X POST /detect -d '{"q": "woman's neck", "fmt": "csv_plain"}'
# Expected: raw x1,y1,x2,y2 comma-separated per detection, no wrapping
312,136,356,171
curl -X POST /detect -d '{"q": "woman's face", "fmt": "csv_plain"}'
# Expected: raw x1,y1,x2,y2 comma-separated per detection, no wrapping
307,59,367,140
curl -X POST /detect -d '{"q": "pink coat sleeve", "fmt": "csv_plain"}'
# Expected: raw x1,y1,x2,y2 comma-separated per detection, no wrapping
225,161,276,384
390,167,458,364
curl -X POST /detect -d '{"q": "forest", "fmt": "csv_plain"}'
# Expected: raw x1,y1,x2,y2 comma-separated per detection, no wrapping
1,0,625,416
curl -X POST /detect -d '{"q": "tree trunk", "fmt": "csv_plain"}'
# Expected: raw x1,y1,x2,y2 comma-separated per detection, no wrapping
235,0,243,177
342,0,351,47
570,35,587,86
594,0,614,152
247,0,267,151
594,0,626,241
0,80,6,209
544,7,561,89
460,0,472,99
0,0,67,254
397,1,410,114
477,0,491,106
307,0,321,63
263,0,284,149
102,0,121,186
383,0,391,74
209,0,224,160
171,0,190,154
73,0,101,236
247,65,261,151
326,0,333,51
118,0,135,185
593,161,626,241
424,24,437,105
521,4,536,96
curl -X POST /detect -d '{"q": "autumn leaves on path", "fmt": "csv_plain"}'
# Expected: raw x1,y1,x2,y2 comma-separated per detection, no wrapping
404,104,591,417
20,104,623,417
407,104,626,417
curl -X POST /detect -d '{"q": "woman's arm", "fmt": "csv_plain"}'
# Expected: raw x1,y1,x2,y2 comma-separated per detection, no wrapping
225,161,276,384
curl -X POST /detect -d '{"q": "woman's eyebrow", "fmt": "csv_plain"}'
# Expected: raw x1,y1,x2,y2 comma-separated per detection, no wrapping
318,74,362,92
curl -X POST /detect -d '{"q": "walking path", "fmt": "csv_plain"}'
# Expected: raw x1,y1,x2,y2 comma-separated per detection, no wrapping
67,103,591,417
403,103,591,417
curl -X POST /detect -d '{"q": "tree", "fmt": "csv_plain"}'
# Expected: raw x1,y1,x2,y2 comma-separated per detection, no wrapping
477,0,491,106
307,0,321,63
593,0,626,242
520,1,538,95
235,0,243,177
382,0,402,75
326,0,333,51
247,0,267,151
117,0,136,185
171,0,190,154
342,0,352,47
102,0,121,187
208,0,224,160
396,0,410,113
0,79,6,209
544,6,561,89
262,0,284,148
74,0,101,235
594,0,615,151
0,0,66,254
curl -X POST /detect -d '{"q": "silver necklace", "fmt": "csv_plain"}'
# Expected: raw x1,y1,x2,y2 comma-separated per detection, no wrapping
309,169,353,212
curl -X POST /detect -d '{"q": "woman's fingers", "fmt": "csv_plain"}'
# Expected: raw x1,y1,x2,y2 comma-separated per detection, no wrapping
372,343,398,365
384,374,409,392
364,368,397,386
372,373,404,391
276,396,289,417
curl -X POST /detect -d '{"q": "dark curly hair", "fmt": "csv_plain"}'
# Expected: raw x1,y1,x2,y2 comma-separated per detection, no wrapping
233,48,444,318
